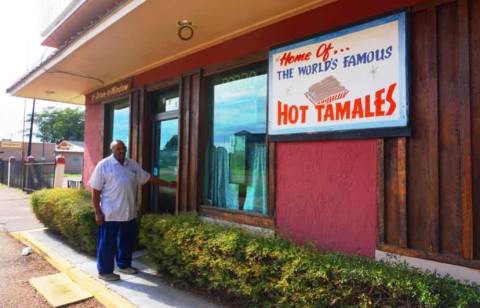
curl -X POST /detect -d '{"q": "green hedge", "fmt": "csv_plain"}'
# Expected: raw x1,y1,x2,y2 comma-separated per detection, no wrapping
31,188,97,255
139,214,480,307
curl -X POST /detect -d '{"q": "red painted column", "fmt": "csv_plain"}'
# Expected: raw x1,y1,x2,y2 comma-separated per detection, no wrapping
275,139,377,257
83,102,104,187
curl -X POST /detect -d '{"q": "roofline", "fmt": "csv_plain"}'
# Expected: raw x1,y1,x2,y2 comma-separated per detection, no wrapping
40,0,86,39
6,0,138,96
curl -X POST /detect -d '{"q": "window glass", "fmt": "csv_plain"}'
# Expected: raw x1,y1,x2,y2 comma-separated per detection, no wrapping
112,104,130,145
155,119,178,182
151,119,178,214
105,99,129,156
151,89,179,214
204,65,268,215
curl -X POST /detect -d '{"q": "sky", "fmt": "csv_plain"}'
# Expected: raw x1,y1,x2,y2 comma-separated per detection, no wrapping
213,75,267,151
0,0,84,142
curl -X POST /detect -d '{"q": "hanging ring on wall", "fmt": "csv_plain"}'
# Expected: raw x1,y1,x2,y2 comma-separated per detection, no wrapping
177,20,194,41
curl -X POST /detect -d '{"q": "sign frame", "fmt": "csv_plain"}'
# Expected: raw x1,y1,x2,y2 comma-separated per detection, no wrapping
89,78,132,104
267,11,410,141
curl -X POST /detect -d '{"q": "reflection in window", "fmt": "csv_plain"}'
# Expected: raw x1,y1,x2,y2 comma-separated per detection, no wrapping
105,99,130,156
204,66,267,215
152,119,178,214
112,105,129,146
156,119,178,182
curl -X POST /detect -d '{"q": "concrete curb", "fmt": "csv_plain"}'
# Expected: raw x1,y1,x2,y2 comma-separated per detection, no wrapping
10,229,135,308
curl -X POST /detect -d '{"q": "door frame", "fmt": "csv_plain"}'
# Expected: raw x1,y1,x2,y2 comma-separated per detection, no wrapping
149,89,180,214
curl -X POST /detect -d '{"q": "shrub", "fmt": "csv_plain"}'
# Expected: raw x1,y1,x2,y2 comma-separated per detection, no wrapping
31,188,96,255
139,213,480,307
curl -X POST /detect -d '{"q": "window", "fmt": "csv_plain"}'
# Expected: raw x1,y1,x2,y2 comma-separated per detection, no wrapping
151,89,179,214
204,64,268,215
104,98,130,156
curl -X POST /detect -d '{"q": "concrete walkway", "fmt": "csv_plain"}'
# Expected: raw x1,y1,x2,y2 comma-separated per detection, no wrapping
0,186,222,308
0,186,43,232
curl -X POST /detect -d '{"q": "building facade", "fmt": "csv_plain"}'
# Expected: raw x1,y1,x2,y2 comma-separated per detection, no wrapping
55,140,84,174
0,140,56,161
7,0,480,278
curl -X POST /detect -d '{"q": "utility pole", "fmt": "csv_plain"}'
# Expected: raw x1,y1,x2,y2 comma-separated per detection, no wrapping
21,98,26,160
27,99,36,157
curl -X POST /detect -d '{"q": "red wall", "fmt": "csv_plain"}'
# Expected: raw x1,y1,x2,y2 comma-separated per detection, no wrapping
276,140,378,256
84,0,425,255
83,102,103,185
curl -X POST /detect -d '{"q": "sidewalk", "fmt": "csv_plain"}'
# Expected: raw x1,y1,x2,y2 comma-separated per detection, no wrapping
0,186,223,308
0,186,43,232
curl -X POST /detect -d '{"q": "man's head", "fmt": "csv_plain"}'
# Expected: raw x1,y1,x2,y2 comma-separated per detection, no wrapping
110,140,127,163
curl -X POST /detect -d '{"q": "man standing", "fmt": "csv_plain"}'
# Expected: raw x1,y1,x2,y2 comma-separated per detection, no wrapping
88,140,171,281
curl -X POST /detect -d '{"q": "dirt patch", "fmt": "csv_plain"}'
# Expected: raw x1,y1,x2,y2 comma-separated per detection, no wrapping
0,231,103,307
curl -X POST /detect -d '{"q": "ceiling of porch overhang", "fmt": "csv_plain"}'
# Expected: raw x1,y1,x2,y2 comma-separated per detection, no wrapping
8,0,335,105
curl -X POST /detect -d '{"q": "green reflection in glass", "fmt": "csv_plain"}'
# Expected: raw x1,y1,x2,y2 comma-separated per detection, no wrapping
158,119,178,182
152,118,178,214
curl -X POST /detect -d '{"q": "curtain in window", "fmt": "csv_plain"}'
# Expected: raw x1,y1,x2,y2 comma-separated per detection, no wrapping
207,144,266,214
208,146,239,209
244,143,267,214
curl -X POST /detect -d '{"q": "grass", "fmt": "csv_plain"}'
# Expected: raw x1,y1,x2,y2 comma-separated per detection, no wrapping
64,173,82,179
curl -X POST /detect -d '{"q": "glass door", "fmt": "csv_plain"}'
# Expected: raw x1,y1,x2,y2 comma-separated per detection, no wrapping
150,89,179,214
151,119,178,213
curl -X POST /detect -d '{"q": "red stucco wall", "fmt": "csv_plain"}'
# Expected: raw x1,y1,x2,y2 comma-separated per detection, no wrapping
83,101,103,185
83,0,423,255
275,140,378,257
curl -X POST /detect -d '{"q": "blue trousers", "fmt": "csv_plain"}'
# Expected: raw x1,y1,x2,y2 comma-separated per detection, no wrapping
97,219,136,275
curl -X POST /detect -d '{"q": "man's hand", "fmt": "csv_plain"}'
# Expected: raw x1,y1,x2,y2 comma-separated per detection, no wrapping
92,189,104,225
95,210,105,225
147,175,172,186
158,181,176,190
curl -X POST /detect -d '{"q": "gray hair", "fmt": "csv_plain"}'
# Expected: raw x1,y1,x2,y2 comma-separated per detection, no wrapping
110,140,126,150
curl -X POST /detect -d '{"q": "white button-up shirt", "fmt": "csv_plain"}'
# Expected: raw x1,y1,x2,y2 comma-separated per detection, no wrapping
88,155,150,222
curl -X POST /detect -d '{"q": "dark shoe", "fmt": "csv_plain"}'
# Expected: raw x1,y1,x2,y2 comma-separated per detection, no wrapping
98,273,120,281
118,267,138,274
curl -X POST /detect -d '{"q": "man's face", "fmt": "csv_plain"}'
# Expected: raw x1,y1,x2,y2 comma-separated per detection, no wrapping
111,142,126,163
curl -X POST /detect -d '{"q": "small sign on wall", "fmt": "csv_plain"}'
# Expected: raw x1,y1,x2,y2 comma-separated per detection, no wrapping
165,97,179,112
0,141,22,149
268,12,408,140
89,78,132,104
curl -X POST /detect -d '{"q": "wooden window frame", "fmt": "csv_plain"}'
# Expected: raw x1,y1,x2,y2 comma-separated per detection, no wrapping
198,53,275,228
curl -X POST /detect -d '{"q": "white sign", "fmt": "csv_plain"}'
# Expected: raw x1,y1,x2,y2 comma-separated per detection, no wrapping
165,97,179,112
0,141,22,149
268,12,408,137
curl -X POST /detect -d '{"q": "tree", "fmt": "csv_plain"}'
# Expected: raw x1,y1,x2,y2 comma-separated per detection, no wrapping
164,135,178,150
32,107,85,143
